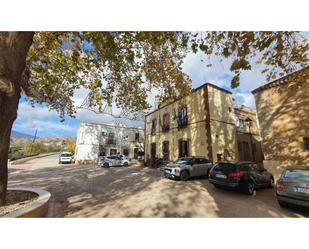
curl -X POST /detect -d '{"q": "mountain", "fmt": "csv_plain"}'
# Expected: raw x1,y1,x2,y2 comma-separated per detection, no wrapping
10,130,36,145
11,130,36,139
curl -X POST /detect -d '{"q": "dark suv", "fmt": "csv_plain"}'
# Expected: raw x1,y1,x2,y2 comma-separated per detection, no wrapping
209,161,274,195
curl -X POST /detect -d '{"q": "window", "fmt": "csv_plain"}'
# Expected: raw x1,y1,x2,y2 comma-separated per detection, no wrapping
217,154,222,162
228,107,232,112
162,141,170,161
135,133,140,142
162,113,170,132
99,145,106,156
106,132,116,145
304,137,309,150
178,106,188,129
151,119,157,135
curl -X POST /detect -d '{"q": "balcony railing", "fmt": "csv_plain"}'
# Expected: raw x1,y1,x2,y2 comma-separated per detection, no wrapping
161,124,170,132
105,139,116,145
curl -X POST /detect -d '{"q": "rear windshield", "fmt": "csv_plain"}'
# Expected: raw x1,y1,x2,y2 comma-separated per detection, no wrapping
284,169,309,181
61,153,72,157
213,163,238,172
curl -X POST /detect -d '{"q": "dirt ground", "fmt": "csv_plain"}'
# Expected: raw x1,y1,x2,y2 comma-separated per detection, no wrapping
7,154,309,217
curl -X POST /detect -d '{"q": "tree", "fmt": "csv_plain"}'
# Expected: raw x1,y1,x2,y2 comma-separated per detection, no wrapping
66,140,76,154
0,31,308,205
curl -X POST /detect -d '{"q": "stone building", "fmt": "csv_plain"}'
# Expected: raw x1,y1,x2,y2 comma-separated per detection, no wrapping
75,122,144,164
234,105,263,163
252,67,309,178
144,83,238,163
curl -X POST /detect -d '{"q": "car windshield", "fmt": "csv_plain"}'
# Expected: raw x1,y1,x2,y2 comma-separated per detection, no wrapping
61,153,72,157
284,169,309,181
175,158,191,165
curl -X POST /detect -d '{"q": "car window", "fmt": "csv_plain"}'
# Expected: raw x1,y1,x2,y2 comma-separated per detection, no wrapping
61,153,72,157
199,158,210,164
213,163,237,172
284,169,309,181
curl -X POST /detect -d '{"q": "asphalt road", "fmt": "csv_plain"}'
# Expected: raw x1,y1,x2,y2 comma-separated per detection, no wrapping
8,154,309,217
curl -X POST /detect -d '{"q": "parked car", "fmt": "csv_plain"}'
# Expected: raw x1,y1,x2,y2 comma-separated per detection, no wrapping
59,152,74,164
163,156,213,181
209,161,274,195
98,155,130,167
276,166,309,208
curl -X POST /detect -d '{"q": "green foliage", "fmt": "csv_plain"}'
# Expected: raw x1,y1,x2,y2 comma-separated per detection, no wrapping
23,32,308,121
23,142,47,155
66,140,76,154
8,145,22,155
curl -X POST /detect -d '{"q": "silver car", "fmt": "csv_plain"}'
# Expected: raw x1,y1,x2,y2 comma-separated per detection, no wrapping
164,156,213,181
276,165,309,208
99,155,130,168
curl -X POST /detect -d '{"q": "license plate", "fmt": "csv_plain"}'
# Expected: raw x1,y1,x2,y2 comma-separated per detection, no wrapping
215,174,227,179
294,187,309,194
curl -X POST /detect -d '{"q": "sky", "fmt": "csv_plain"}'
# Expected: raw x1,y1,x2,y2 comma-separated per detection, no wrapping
12,32,309,138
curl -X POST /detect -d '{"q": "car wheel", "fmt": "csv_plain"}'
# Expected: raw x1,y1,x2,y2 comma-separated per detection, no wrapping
268,176,275,188
123,162,128,167
103,163,109,168
180,171,189,181
246,181,255,195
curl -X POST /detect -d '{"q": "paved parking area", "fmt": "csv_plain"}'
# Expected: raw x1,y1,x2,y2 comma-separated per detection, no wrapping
8,154,309,217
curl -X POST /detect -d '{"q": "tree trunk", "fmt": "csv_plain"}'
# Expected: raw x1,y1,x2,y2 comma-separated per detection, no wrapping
0,32,34,206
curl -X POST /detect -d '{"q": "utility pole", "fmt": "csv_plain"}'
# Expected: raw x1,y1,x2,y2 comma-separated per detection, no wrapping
30,128,38,155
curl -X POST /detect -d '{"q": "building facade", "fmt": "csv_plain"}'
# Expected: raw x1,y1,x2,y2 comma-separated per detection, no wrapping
144,83,238,163
234,105,264,163
75,122,144,164
252,67,309,178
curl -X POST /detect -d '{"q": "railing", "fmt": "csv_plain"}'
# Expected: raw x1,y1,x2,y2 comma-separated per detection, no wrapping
105,139,116,145
161,124,170,132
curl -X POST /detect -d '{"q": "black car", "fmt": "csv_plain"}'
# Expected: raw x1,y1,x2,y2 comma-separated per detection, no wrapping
276,166,309,209
209,161,274,195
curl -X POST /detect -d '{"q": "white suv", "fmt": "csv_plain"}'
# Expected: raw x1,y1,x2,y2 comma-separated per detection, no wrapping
59,152,74,164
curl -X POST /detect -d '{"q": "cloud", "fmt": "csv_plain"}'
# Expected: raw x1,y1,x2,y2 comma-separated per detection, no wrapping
14,101,79,136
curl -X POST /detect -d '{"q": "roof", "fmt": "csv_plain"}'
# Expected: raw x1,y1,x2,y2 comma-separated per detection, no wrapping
145,82,232,117
252,66,309,94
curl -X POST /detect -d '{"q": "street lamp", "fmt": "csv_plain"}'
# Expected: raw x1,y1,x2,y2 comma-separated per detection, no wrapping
245,117,255,162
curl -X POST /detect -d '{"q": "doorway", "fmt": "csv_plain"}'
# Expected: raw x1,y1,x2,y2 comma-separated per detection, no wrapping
178,139,189,158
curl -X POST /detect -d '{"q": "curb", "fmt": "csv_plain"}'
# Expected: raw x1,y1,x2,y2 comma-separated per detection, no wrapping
10,152,59,165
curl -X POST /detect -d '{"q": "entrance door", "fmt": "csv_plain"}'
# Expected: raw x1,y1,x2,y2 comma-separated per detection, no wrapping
134,147,139,159
242,142,250,161
150,143,156,161
110,148,117,155
178,140,189,158
162,141,169,161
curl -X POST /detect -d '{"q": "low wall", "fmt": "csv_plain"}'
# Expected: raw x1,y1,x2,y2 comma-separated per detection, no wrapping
10,152,59,165
3,188,51,218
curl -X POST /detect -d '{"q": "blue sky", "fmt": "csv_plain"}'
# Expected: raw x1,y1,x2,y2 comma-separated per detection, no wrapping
12,32,309,138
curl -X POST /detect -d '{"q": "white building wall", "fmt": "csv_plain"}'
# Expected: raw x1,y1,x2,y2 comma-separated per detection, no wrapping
75,122,144,164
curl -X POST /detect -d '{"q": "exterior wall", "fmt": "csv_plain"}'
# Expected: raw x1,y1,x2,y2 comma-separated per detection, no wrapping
234,105,264,163
207,85,237,162
144,83,238,163
145,88,208,162
75,122,144,164
253,70,309,179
